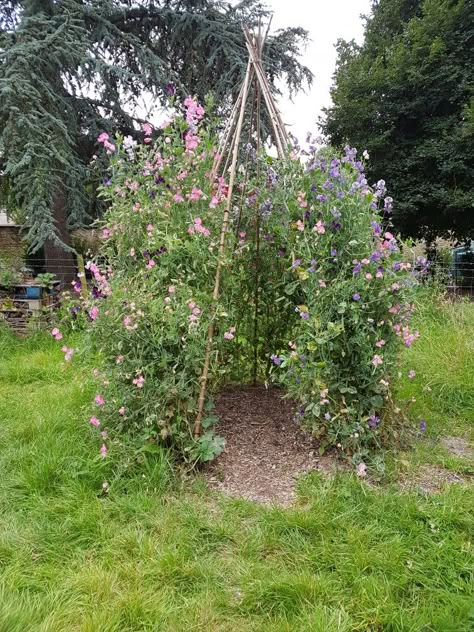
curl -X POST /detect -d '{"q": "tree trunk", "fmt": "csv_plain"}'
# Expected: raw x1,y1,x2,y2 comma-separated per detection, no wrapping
43,187,76,286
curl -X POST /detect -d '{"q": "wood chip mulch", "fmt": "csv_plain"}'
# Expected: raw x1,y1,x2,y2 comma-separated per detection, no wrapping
205,385,321,506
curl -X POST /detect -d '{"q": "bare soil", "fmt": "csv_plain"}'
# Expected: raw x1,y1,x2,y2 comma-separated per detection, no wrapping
441,436,474,461
205,385,325,505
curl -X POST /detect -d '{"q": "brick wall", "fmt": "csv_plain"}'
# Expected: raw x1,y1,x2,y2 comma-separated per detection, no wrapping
0,226,25,266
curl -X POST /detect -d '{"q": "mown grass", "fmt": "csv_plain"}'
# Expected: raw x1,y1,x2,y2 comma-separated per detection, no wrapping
0,296,473,631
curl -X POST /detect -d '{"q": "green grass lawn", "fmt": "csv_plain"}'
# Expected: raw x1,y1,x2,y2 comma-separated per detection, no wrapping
0,295,473,631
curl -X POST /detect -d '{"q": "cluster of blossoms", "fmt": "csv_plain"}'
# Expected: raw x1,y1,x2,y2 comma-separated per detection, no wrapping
54,95,425,467
259,141,423,455
188,217,210,237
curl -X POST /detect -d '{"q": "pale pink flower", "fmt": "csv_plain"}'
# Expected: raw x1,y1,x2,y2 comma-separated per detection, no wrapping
97,132,109,143
129,248,135,257
296,220,304,231
142,122,153,136
116,355,124,364
102,228,111,239
223,331,234,340
319,280,327,288
101,431,107,440
89,416,100,427
90,306,99,321
132,375,145,388
51,327,62,341
189,187,203,201
61,345,74,361
164,297,171,304
372,355,383,367
365,273,373,280
408,370,416,379
146,259,156,269
100,444,108,459
103,140,116,153
187,301,196,310
375,339,386,348
168,285,176,294
173,192,184,203
313,221,326,234
118,406,125,415
146,224,154,233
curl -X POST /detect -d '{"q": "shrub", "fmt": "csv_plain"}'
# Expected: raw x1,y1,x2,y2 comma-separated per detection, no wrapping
57,100,420,464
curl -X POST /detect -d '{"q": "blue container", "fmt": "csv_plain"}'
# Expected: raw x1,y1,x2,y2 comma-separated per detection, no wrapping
26,286,42,299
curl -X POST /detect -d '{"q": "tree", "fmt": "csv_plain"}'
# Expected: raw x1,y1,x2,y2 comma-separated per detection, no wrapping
0,0,312,280
321,0,474,243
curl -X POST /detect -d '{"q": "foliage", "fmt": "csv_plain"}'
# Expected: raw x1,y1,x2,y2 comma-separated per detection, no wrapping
321,0,474,242
0,256,21,287
0,0,312,252
238,142,421,460
0,323,473,630
55,98,423,464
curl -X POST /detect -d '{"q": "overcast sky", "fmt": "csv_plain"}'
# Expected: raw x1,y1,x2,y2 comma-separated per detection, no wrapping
267,0,372,141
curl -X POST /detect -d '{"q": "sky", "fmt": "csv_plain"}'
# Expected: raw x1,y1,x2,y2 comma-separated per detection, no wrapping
267,0,372,141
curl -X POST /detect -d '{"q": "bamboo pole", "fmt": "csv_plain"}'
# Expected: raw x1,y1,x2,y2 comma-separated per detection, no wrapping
193,58,254,438
243,26,290,155
252,80,261,385
77,254,88,301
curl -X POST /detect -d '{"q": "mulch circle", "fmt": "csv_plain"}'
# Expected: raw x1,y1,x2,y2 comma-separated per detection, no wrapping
205,385,322,505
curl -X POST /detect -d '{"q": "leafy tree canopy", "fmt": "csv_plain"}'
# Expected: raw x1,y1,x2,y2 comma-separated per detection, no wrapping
0,0,312,254
321,0,474,243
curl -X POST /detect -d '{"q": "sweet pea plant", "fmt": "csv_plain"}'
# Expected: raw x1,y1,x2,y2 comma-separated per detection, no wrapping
239,142,420,459
55,98,421,465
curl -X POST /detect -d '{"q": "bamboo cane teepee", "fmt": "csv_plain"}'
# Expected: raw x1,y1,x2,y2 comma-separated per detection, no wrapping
194,23,291,437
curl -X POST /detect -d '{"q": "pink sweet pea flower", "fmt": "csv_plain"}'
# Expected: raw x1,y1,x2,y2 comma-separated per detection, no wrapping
90,306,99,321
189,187,203,201
89,416,100,427
313,221,326,234
142,122,153,136
100,444,108,459
372,355,383,367
375,339,386,348
95,394,105,406
61,345,74,361
51,327,62,341
97,132,109,143
146,259,156,269
132,375,145,388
